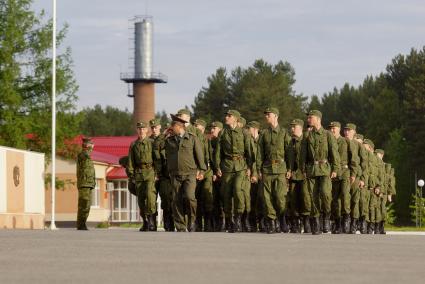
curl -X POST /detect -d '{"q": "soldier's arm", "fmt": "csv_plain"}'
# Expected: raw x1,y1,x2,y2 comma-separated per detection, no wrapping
348,139,359,178
328,131,340,174
284,130,294,172
193,136,207,173
300,136,307,175
243,132,254,177
256,131,264,178
214,134,222,175
127,143,135,179
360,147,368,182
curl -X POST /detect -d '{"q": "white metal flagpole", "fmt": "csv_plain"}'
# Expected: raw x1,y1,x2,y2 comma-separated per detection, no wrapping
50,0,57,230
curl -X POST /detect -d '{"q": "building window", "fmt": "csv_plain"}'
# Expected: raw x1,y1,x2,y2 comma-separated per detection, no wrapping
91,179,101,207
110,179,140,222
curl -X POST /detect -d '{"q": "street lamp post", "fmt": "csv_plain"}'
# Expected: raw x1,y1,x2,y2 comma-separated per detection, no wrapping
50,0,57,230
418,179,424,228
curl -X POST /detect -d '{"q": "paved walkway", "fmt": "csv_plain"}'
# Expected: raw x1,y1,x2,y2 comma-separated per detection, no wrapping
0,228,424,284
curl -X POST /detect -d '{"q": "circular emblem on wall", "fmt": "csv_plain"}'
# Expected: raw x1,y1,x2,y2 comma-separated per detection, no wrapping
13,166,20,187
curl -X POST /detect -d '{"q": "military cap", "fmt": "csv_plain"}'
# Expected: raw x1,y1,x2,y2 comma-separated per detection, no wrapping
170,114,187,124
194,119,207,128
329,121,341,128
177,108,191,116
149,118,161,127
375,149,385,155
290,119,304,127
136,121,148,128
211,121,223,129
363,139,375,149
344,123,357,131
247,121,261,129
82,137,93,145
355,134,364,140
307,109,322,119
264,107,279,116
224,109,241,119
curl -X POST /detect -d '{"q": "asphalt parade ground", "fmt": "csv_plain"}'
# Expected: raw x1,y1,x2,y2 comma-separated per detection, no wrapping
0,228,424,284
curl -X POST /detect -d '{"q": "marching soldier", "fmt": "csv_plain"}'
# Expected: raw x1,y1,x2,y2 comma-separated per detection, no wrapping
329,122,359,234
375,149,387,234
255,107,293,234
210,121,225,231
239,117,253,232
215,110,254,233
352,133,369,234
288,119,307,233
76,137,96,230
165,114,206,232
302,110,340,235
150,118,174,232
362,139,379,234
128,122,158,231
247,121,262,232
194,119,214,232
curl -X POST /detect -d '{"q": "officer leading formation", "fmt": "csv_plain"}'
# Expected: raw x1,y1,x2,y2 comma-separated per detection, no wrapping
77,108,396,234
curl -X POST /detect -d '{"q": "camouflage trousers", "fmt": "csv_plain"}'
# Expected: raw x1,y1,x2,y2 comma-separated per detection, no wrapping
77,187,92,228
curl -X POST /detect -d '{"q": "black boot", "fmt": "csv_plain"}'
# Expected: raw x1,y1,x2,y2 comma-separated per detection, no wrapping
259,217,266,232
225,217,232,232
233,214,242,233
303,216,311,233
359,217,367,234
312,217,321,235
203,213,212,232
195,216,203,232
275,218,281,233
319,215,324,233
243,213,251,232
280,215,289,233
219,217,226,232
380,221,386,234
140,216,149,231
148,215,156,231
323,214,331,233
342,215,350,234
291,217,301,233
367,222,373,234
332,218,341,234
374,222,380,234
266,217,275,234
349,218,357,234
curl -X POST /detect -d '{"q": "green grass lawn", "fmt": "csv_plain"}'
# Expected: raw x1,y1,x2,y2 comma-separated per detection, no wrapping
386,225,425,231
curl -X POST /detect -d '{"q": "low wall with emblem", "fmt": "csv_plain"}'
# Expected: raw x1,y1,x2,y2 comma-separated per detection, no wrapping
0,146,45,229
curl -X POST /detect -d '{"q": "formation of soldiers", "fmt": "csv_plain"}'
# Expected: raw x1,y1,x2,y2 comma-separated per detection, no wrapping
78,107,397,235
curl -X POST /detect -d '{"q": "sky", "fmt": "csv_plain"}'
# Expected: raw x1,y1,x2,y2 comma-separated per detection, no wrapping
33,0,425,114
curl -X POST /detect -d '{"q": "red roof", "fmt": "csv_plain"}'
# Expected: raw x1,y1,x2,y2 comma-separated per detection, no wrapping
91,136,136,157
107,167,128,180
91,150,120,165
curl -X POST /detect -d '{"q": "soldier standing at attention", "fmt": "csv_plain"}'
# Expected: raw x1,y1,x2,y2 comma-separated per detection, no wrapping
375,149,387,234
76,137,96,230
362,139,378,234
215,110,254,233
210,121,225,231
329,122,359,234
194,119,215,232
255,107,293,234
127,122,158,232
289,119,308,234
165,114,206,232
302,110,339,235
239,117,253,232
247,121,262,232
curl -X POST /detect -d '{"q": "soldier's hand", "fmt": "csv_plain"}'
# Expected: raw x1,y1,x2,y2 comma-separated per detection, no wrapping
258,173,263,181
197,172,204,181
217,169,222,177
388,195,392,202
246,169,251,177
330,172,337,179
213,175,217,182
155,176,159,181
286,171,292,180
350,176,356,184
251,176,258,183
303,172,307,179
359,180,365,189
375,187,380,195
